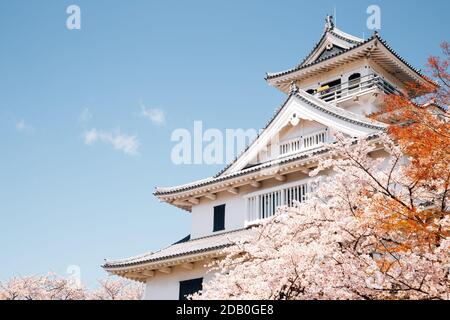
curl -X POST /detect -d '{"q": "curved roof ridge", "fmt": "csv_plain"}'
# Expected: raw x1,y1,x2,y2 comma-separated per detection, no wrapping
153,93,385,196
103,228,251,269
266,33,434,85
293,89,387,130
330,26,364,43
155,176,215,194
154,144,333,196
296,25,363,68
213,97,291,178
266,35,375,79
213,90,385,178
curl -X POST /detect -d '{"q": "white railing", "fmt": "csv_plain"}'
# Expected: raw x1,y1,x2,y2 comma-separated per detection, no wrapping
246,182,309,224
279,129,328,156
314,74,401,103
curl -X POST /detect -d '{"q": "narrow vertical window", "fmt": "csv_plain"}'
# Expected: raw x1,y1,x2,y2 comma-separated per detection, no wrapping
213,204,225,232
179,278,203,300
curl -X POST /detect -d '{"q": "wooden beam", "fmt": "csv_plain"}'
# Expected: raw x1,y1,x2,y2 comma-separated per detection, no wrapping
250,180,261,188
158,267,172,274
188,198,200,205
180,263,194,270
275,174,286,182
227,187,239,195
300,168,311,175
173,199,189,206
126,272,144,278
142,270,155,277
204,193,217,201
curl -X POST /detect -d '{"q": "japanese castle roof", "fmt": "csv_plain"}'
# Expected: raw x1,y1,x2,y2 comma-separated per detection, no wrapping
266,18,434,92
298,16,364,67
153,89,386,198
103,228,252,274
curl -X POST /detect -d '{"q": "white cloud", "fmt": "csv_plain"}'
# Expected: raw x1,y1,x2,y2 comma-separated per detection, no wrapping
140,105,165,125
15,119,34,133
84,128,140,156
78,108,93,123
84,129,99,145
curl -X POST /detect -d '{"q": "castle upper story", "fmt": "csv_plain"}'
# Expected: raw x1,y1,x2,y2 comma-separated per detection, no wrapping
153,16,434,239
266,16,430,101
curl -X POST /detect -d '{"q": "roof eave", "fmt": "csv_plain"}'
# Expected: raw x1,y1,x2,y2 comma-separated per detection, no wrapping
153,147,330,200
265,36,376,84
103,248,224,273
153,136,383,201
266,35,434,89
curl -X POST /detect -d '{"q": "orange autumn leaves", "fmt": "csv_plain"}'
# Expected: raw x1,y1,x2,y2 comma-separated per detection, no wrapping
371,42,450,254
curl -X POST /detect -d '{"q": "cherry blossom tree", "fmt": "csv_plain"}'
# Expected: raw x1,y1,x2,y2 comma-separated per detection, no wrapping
88,278,144,300
195,133,449,300
0,274,85,300
0,275,143,300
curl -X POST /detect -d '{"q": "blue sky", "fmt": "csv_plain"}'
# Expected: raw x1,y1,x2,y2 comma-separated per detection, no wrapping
0,0,448,288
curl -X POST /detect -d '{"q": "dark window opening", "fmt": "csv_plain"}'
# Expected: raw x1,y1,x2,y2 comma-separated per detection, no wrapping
179,278,203,300
306,89,315,95
322,78,341,89
348,73,361,91
213,204,225,232
319,78,342,100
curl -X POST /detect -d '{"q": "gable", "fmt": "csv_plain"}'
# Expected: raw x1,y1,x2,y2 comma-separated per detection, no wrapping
315,44,346,61
300,27,363,67
280,119,327,142
249,119,329,166
219,89,386,176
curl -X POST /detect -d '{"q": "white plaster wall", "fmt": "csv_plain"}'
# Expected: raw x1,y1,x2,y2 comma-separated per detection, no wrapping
345,99,379,116
144,261,214,300
300,61,369,92
191,190,246,239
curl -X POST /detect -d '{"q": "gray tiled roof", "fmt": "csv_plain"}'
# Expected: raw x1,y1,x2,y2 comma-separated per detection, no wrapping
214,89,387,178
103,228,252,269
266,33,429,81
298,27,363,68
153,90,386,195
154,145,332,196
154,144,332,196
266,35,375,80
294,89,387,130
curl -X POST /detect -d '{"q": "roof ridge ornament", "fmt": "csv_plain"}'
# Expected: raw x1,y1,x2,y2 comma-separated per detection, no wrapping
325,15,334,31
289,81,299,94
